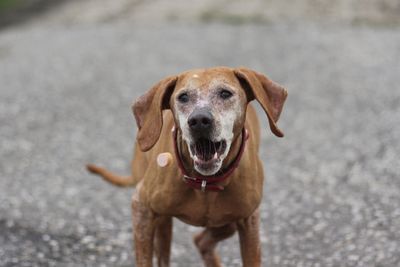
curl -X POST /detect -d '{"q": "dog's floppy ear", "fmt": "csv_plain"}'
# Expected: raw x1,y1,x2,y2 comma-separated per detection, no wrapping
234,67,287,137
132,76,178,151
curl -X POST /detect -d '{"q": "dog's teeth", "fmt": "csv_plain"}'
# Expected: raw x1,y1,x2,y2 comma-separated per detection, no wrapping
213,152,218,160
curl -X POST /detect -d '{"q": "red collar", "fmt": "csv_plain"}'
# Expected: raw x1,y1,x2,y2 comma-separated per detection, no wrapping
172,127,249,192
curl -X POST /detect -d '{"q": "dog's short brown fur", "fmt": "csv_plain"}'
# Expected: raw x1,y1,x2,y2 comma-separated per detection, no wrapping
87,67,287,267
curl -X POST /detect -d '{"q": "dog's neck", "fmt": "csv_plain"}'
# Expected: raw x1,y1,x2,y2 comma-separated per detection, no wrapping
175,128,245,183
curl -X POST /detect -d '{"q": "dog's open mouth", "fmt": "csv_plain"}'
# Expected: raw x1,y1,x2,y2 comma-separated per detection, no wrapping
189,139,227,166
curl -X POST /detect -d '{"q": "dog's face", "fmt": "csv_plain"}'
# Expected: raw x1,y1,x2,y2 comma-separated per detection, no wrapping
170,70,247,175
133,67,287,175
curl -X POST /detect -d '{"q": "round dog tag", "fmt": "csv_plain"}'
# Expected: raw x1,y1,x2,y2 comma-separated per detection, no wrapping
157,152,173,167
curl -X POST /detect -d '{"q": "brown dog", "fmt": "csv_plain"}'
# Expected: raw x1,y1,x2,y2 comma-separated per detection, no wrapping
87,67,287,267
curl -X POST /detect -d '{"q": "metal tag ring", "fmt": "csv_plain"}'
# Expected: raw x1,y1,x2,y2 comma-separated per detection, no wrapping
201,180,207,192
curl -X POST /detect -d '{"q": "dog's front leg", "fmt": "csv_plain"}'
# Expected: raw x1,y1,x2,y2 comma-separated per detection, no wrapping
132,193,157,267
237,209,262,267
154,216,172,267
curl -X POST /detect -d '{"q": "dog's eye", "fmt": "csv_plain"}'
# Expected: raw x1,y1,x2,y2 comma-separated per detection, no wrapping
219,89,233,100
177,93,189,103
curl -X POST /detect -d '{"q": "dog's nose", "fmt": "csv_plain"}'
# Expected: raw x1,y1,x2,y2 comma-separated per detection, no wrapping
188,109,214,133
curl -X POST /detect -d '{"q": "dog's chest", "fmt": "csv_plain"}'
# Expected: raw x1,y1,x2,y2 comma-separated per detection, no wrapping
150,185,262,227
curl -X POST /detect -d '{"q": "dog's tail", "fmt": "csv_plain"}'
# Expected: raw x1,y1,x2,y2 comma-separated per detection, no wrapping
86,164,135,187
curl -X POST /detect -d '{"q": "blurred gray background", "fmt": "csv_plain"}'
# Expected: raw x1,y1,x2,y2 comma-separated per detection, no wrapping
1,0,399,266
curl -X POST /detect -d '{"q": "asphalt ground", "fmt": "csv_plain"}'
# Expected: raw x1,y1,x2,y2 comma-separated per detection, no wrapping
1,20,400,266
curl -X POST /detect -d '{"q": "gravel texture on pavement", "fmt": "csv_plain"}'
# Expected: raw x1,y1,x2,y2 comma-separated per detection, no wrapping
1,17,400,267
